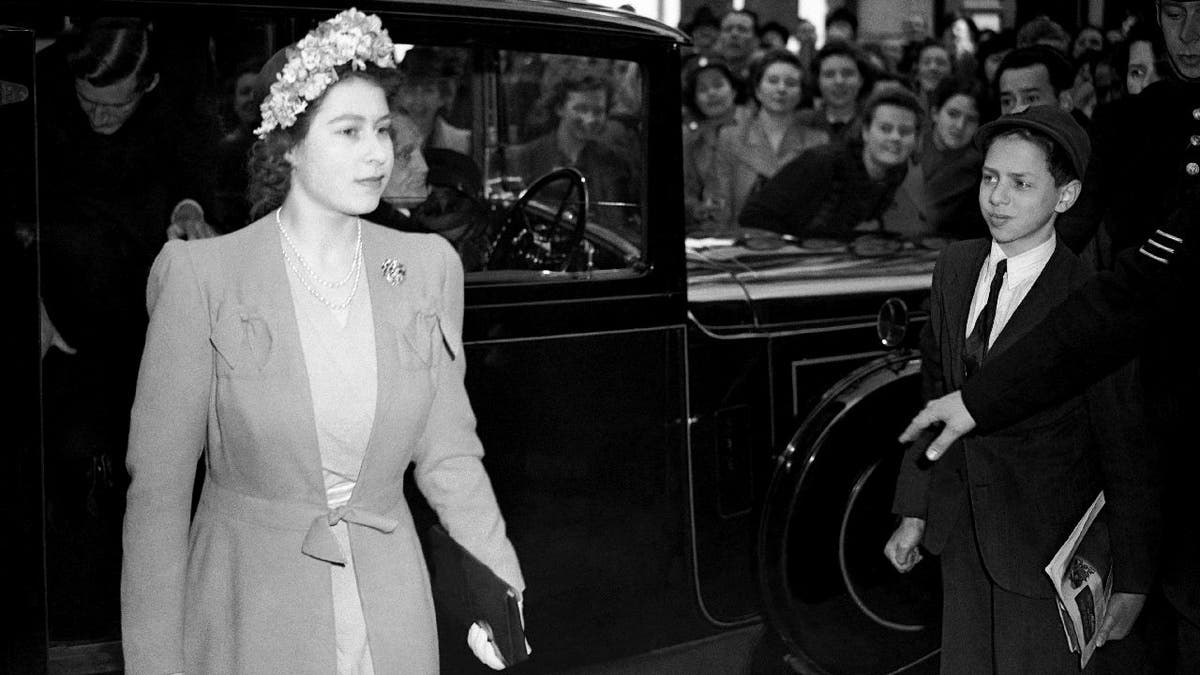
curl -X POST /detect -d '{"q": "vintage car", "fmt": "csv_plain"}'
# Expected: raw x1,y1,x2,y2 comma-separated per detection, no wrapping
4,1,949,673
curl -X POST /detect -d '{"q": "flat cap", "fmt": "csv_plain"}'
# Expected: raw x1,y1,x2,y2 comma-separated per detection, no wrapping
976,105,1091,180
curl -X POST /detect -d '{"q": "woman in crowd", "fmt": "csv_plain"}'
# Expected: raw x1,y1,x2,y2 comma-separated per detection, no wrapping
912,39,954,111
1071,48,1120,119
1121,21,1167,96
708,49,829,231
214,57,265,231
918,77,987,238
393,45,472,155
940,12,979,75
1072,24,1106,61
798,41,869,143
121,10,525,673
681,57,749,231
739,88,923,237
974,30,1014,119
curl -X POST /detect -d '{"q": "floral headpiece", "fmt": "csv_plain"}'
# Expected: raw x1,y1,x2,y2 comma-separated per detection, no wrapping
254,8,406,139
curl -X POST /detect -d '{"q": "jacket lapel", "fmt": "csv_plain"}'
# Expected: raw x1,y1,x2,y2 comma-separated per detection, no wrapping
943,240,990,391
986,240,1076,361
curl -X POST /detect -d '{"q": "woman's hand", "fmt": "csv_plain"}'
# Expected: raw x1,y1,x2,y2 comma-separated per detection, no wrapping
40,298,76,359
467,599,531,670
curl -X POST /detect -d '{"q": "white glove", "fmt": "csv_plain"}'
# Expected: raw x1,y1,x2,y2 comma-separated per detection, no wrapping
467,599,530,670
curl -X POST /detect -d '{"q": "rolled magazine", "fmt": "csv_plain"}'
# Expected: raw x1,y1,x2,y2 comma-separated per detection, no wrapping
1044,491,1110,670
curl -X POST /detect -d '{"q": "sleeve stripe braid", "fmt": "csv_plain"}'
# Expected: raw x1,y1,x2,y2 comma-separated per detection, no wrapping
1154,228,1184,243
1146,238,1176,253
1138,247,1169,264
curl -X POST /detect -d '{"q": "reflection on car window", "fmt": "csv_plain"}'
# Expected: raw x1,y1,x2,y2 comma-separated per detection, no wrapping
483,51,645,278
368,43,647,280
368,45,647,280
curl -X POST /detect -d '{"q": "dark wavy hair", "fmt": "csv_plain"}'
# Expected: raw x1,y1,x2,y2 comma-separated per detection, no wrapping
546,74,614,114
749,49,806,108
247,64,392,221
63,17,158,89
931,74,985,111
812,41,874,102
682,57,738,119
862,86,924,128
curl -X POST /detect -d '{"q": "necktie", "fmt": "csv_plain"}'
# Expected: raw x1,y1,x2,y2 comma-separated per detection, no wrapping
963,258,1007,380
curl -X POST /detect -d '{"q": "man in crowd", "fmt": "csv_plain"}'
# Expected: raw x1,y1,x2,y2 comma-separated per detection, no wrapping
37,16,218,641
717,9,760,86
825,7,859,44
994,45,1085,125
900,2,1200,670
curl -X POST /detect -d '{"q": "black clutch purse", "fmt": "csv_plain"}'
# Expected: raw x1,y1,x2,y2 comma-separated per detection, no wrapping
427,523,529,667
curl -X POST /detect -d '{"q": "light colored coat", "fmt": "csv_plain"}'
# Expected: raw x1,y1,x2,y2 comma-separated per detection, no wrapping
121,219,524,674
708,112,830,231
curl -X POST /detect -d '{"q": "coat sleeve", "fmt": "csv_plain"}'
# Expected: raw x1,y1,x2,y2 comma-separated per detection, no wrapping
706,129,738,229
121,241,211,674
891,256,948,518
1084,363,1164,595
962,209,1195,432
738,151,825,235
412,238,525,593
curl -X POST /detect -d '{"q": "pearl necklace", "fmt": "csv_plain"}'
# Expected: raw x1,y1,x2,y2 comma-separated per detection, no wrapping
276,208,363,311
276,208,362,288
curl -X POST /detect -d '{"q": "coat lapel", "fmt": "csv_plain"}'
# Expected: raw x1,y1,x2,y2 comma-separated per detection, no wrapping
354,225,398,493
242,218,326,499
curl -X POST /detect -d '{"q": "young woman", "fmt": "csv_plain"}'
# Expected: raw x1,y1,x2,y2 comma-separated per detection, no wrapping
1121,21,1168,96
708,49,829,231
913,40,954,111
121,10,525,673
393,46,472,155
798,41,869,143
919,77,987,237
681,57,749,230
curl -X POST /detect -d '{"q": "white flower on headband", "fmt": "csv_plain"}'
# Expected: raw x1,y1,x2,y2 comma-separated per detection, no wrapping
254,8,400,139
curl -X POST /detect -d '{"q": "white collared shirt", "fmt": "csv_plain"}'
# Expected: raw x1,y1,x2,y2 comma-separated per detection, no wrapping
965,236,1057,347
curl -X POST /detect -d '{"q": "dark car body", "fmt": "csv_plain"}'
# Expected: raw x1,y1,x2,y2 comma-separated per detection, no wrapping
5,2,945,673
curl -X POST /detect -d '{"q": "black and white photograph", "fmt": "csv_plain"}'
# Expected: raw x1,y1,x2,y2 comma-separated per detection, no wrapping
2,0,1196,673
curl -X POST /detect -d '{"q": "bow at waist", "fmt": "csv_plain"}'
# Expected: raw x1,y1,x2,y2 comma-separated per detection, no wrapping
301,503,400,564
198,479,403,565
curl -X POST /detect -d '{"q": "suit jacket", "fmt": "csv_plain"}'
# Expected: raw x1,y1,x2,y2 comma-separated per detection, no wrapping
893,238,1161,599
121,219,524,674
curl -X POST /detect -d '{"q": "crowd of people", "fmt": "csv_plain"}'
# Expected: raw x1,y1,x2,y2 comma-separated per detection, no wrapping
29,3,1200,673
678,3,1195,673
677,6,1170,243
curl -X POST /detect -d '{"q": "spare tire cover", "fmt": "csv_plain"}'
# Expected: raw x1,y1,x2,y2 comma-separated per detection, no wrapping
758,351,941,675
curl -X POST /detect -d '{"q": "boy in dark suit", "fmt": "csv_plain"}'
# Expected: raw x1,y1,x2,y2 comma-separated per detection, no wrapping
883,106,1162,673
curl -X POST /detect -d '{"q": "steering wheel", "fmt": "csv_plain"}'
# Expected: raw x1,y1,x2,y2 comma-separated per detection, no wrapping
489,167,589,272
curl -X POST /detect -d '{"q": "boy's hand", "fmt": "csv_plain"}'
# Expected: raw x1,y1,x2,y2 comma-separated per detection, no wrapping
884,517,926,573
1095,592,1146,647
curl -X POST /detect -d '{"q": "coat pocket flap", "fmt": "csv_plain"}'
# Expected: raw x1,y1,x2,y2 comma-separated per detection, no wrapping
399,308,461,367
211,307,274,371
